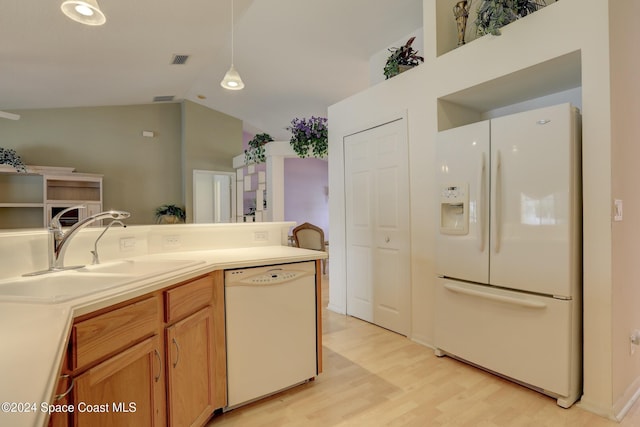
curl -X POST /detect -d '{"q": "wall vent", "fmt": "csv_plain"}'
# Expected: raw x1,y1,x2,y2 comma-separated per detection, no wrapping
171,54,189,65
153,95,175,102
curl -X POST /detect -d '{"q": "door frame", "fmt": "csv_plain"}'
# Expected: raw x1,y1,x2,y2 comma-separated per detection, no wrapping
192,170,236,223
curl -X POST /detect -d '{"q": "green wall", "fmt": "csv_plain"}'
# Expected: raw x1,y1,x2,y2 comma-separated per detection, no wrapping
181,100,243,223
0,101,242,226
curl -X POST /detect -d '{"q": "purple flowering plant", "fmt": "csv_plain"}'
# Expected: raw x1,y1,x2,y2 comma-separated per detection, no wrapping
286,116,328,159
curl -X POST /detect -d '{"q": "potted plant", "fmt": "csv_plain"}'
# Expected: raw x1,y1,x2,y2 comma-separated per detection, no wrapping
244,133,274,164
155,204,186,224
0,147,27,172
286,116,328,159
475,0,546,36
383,36,424,80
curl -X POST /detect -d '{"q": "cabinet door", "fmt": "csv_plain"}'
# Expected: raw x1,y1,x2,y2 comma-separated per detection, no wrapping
166,307,215,427
73,336,165,427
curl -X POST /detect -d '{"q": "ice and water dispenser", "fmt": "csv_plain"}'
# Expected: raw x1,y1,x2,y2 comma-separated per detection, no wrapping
439,183,469,235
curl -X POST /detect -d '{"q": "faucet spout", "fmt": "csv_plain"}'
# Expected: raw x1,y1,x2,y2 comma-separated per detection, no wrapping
51,208,131,271
91,220,127,265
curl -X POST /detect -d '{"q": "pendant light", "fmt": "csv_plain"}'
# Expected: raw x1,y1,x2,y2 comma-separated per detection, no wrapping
220,0,245,90
61,0,106,26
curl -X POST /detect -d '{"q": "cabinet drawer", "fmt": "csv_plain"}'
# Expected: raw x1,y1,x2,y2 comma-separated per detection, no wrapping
165,275,213,323
72,296,159,370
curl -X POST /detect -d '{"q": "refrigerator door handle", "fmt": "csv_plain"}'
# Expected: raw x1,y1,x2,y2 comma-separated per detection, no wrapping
493,149,502,253
444,283,547,309
477,152,486,252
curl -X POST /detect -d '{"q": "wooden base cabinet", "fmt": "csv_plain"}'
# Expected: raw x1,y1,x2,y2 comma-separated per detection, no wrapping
73,336,165,427
166,308,215,427
48,272,226,427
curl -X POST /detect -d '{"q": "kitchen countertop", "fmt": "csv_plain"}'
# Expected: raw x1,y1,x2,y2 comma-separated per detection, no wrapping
0,245,326,427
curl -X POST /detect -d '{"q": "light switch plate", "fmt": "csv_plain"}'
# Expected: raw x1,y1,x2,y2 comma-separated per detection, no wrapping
614,199,623,221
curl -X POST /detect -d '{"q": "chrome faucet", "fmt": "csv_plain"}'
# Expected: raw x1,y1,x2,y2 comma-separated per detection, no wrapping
91,220,126,265
24,205,131,275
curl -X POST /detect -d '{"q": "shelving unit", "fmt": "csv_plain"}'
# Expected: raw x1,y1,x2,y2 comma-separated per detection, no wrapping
235,163,266,223
0,172,45,229
0,166,103,229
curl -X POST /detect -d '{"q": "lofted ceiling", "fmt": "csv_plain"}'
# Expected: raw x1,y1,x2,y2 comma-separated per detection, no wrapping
0,0,423,140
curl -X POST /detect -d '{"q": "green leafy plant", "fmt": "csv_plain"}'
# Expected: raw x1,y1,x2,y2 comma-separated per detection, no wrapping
383,36,424,80
512,0,547,17
244,133,274,164
475,0,546,36
286,116,328,159
154,204,186,224
0,147,27,172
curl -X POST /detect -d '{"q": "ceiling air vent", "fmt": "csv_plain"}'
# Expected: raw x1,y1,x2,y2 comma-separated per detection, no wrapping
153,96,175,102
171,54,189,65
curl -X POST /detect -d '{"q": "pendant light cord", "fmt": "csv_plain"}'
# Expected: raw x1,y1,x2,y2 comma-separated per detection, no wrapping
231,0,235,66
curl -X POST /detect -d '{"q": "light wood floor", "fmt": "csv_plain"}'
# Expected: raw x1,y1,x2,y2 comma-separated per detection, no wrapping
208,275,640,426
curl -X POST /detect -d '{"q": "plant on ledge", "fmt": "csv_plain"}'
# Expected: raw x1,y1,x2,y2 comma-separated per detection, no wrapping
155,204,186,224
0,147,27,172
383,36,424,80
287,116,328,159
244,133,274,164
475,0,547,36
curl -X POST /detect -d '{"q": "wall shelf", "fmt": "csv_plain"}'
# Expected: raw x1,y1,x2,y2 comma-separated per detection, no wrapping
0,203,44,208
0,167,103,229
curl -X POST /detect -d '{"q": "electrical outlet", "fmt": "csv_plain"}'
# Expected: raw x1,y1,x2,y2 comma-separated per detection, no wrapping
254,231,268,241
163,235,181,248
119,237,136,252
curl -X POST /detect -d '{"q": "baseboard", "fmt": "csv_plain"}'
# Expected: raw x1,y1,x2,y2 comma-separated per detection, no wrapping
326,303,346,315
613,375,640,421
409,334,433,349
576,398,617,421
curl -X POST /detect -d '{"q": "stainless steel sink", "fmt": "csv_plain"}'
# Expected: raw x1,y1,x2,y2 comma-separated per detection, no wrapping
0,259,205,304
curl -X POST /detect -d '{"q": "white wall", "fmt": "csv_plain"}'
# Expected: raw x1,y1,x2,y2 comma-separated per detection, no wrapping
609,0,640,417
329,0,631,419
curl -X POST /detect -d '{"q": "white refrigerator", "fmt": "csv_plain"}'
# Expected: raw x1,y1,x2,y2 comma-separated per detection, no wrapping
434,103,582,408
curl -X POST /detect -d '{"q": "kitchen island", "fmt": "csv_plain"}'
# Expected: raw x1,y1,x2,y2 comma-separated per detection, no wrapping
0,222,326,427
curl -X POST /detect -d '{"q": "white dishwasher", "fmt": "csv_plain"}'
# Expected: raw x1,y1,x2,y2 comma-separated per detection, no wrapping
224,261,318,409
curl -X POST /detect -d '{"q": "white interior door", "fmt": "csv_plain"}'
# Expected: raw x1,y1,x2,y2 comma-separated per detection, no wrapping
344,118,411,335
193,170,235,223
